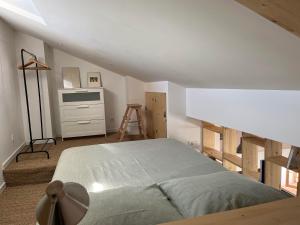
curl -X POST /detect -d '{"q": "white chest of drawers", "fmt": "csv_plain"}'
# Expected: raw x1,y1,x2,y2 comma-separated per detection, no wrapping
58,88,106,140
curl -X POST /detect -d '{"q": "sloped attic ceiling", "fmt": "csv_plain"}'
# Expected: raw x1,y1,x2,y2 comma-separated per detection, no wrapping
1,0,300,89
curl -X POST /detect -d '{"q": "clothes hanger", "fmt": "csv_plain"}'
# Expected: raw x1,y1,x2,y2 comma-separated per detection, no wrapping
18,57,51,70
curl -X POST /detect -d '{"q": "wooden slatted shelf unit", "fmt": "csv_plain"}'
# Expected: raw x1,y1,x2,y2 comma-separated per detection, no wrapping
241,134,262,181
159,197,300,225
246,170,260,181
267,155,300,196
201,121,224,161
242,134,284,189
242,136,266,147
223,153,242,167
223,128,242,171
267,156,293,170
267,156,300,173
188,121,300,225
201,120,300,194
202,122,223,134
203,147,223,161
201,121,242,171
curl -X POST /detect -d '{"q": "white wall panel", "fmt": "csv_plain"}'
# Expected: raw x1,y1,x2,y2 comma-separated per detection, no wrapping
187,88,300,146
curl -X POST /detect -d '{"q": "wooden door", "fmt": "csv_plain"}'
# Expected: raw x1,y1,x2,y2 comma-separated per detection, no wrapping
145,92,167,138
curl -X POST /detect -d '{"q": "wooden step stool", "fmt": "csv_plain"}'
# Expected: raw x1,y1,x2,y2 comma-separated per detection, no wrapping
119,104,147,141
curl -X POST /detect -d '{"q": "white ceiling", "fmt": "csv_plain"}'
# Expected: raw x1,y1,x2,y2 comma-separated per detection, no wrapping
1,0,300,89
0,0,38,14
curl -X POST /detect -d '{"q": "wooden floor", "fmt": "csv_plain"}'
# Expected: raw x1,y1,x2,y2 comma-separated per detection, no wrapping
0,133,144,225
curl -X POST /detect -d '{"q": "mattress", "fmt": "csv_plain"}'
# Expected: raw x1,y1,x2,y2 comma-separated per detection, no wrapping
53,138,225,191
53,138,226,225
52,138,289,225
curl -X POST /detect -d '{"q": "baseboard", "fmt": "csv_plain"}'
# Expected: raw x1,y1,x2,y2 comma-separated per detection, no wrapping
0,182,5,193
107,128,118,133
2,142,26,169
1,142,26,192
33,139,55,144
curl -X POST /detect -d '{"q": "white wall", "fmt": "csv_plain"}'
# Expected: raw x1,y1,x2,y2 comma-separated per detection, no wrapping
125,76,145,134
44,43,56,137
0,20,25,188
15,32,54,142
168,82,201,146
186,88,300,147
52,49,127,135
145,81,168,93
125,76,145,105
144,81,201,146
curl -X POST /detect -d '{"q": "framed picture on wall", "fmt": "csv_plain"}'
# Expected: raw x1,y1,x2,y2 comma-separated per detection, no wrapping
87,72,102,88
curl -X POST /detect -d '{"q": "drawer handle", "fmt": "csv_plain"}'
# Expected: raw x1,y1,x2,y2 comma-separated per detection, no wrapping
75,90,88,93
77,105,90,109
77,121,91,124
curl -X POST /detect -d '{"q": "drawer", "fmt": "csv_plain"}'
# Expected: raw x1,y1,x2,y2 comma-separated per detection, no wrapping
60,104,105,121
58,89,104,106
62,119,106,138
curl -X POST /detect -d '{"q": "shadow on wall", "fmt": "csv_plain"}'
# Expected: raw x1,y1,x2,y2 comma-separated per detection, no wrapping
104,89,118,132
167,114,201,146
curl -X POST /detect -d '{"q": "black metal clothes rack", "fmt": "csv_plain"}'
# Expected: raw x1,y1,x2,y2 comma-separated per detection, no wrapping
16,49,56,162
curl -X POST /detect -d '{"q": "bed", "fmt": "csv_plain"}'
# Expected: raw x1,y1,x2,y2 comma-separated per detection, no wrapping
53,138,288,225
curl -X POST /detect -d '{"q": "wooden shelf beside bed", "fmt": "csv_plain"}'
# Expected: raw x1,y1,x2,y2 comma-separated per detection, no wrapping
159,197,300,225
267,155,300,196
201,121,242,172
202,122,223,134
201,120,299,193
203,147,223,161
242,134,284,186
243,170,260,181
267,156,300,173
201,121,224,163
242,136,266,147
223,153,242,167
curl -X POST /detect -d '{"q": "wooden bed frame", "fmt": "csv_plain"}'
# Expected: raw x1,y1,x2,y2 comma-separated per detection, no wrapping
159,197,300,225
